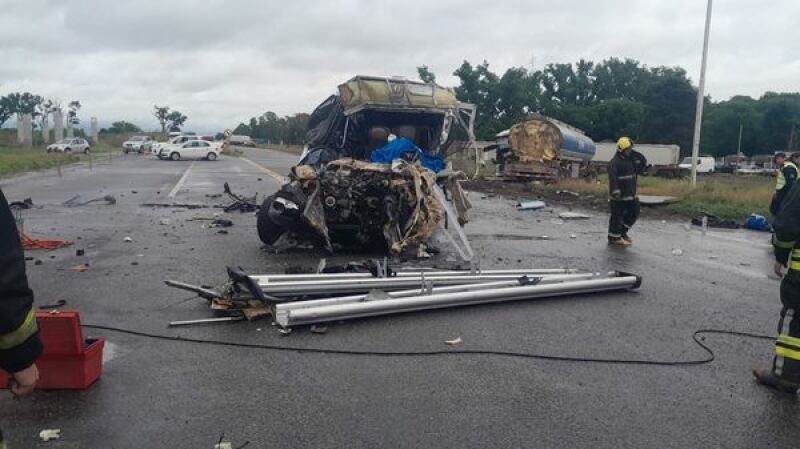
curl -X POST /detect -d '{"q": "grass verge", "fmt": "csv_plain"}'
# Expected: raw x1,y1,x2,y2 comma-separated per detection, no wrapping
550,174,773,220
0,144,117,177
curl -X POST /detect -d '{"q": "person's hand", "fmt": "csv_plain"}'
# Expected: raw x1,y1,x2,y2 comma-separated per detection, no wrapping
8,364,38,397
774,261,785,278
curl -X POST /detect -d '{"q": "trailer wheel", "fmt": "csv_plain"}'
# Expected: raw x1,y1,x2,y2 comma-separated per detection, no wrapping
257,195,285,245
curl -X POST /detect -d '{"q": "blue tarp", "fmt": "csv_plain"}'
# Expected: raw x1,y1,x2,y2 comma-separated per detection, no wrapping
368,138,445,173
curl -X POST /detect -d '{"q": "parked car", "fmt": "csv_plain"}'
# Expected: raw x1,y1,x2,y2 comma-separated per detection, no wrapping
152,135,201,156
678,156,716,173
122,136,153,154
229,135,256,147
159,140,222,161
47,138,91,154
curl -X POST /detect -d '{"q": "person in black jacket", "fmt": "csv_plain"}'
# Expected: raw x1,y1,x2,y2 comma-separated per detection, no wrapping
769,152,798,216
754,180,800,393
0,188,42,447
607,137,643,246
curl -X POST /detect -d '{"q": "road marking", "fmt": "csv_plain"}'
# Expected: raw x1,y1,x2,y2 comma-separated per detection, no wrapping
168,162,196,197
240,157,289,183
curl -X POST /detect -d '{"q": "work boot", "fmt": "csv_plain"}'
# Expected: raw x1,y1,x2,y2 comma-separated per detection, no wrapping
753,369,800,394
622,233,633,244
608,236,631,246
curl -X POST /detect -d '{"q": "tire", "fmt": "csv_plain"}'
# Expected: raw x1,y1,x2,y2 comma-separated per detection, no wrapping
64,148,71,153
257,195,285,245
84,148,90,154
46,148,52,153
207,152,217,161
170,152,180,161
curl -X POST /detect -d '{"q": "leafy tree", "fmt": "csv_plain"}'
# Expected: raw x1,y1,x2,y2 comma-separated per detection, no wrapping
417,65,436,83
3,92,44,119
107,121,142,133
0,96,13,127
590,99,646,142
67,100,81,125
154,105,170,133
166,110,187,132
639,73,696,154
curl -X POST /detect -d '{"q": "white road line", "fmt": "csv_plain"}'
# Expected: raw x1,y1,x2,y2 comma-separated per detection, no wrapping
240,157,289,183
168,162,196,197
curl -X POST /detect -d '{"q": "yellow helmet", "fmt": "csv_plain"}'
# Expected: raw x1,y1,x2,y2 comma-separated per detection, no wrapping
617,137,633,151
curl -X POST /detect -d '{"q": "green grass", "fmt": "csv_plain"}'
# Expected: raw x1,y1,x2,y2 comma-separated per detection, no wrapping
0,143,117,177
553,174,774,220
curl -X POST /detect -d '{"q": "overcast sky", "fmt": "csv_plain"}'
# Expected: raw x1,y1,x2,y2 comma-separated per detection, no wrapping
1,0,798,133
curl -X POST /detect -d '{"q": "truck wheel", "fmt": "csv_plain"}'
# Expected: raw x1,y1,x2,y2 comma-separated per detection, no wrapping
170,152,181,161
207,152,217,161
257,195,285,245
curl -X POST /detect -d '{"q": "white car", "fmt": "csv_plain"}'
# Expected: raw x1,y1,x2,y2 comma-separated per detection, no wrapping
160,140,222,161
122,136,153,154
152,135,200,156
47,138,91,154
229,135,256,147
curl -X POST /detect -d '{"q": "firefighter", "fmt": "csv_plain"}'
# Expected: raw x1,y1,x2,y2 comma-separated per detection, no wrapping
0,188,42,448
607,137,642,246
754,180,800,393
769,152,798,216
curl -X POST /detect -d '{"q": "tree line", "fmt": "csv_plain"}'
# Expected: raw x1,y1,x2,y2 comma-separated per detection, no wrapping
0,92,82,132
233,111,309,145
436,58,800,157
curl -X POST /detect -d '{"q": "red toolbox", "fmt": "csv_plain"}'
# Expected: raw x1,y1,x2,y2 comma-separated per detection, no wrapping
0,310,104,390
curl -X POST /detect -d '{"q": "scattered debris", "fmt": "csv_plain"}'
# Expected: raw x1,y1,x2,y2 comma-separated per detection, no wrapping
691,214,739,229
39,429,61,442
445,336,463,345
558,211,592,220
550,218,565,226
159,218,171,225
310,325,328,334
63,194,116,207
9,198,34,210
470,234,552,241
70,264,88,272
131,190,138,194
216,230,229,235
516,200,546,211
671,248,684,256
744,214,772,232
555,190,580,197
570,233,577,239
34,259,43,265
76,249,85,256
141,203,216,209
205,193,223,199
20,231,73,251
123,236,133,242
210,218,233,228
223,182,259,213
638,195,680,206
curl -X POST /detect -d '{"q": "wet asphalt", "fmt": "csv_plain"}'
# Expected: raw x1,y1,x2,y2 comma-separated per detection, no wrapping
1,148,799,449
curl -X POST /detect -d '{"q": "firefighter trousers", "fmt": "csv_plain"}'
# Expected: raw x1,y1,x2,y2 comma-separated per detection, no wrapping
608,198,640,238
772,274,800,383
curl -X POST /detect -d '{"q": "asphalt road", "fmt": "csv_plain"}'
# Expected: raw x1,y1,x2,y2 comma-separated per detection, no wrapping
1,148,799,449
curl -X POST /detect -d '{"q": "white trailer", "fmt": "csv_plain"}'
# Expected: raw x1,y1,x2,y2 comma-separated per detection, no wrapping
592,142,680,166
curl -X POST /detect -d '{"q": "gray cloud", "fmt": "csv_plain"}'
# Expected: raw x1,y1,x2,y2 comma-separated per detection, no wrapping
1,0,798,133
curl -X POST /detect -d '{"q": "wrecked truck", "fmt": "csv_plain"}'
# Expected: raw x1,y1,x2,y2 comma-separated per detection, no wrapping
257,75,477,256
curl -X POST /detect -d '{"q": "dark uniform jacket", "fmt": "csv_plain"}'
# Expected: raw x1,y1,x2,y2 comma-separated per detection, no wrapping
0,189,42,374
771,162,799,216
608,151,645,200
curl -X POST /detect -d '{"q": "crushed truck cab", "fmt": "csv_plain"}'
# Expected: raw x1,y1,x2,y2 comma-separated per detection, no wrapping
257,75,476,256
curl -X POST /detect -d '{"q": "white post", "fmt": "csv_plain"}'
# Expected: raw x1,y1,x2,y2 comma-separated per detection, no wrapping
54,108,64,142
21,114,33,147
66,115,74,137
690,0,713,187
42,112,51,144
90,117,99,144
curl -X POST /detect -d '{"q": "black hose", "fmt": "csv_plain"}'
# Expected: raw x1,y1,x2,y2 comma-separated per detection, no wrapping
81,324,774,367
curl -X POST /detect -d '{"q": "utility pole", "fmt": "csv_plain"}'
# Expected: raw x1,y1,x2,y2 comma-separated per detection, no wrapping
690,0,713,187
737,122,743,156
